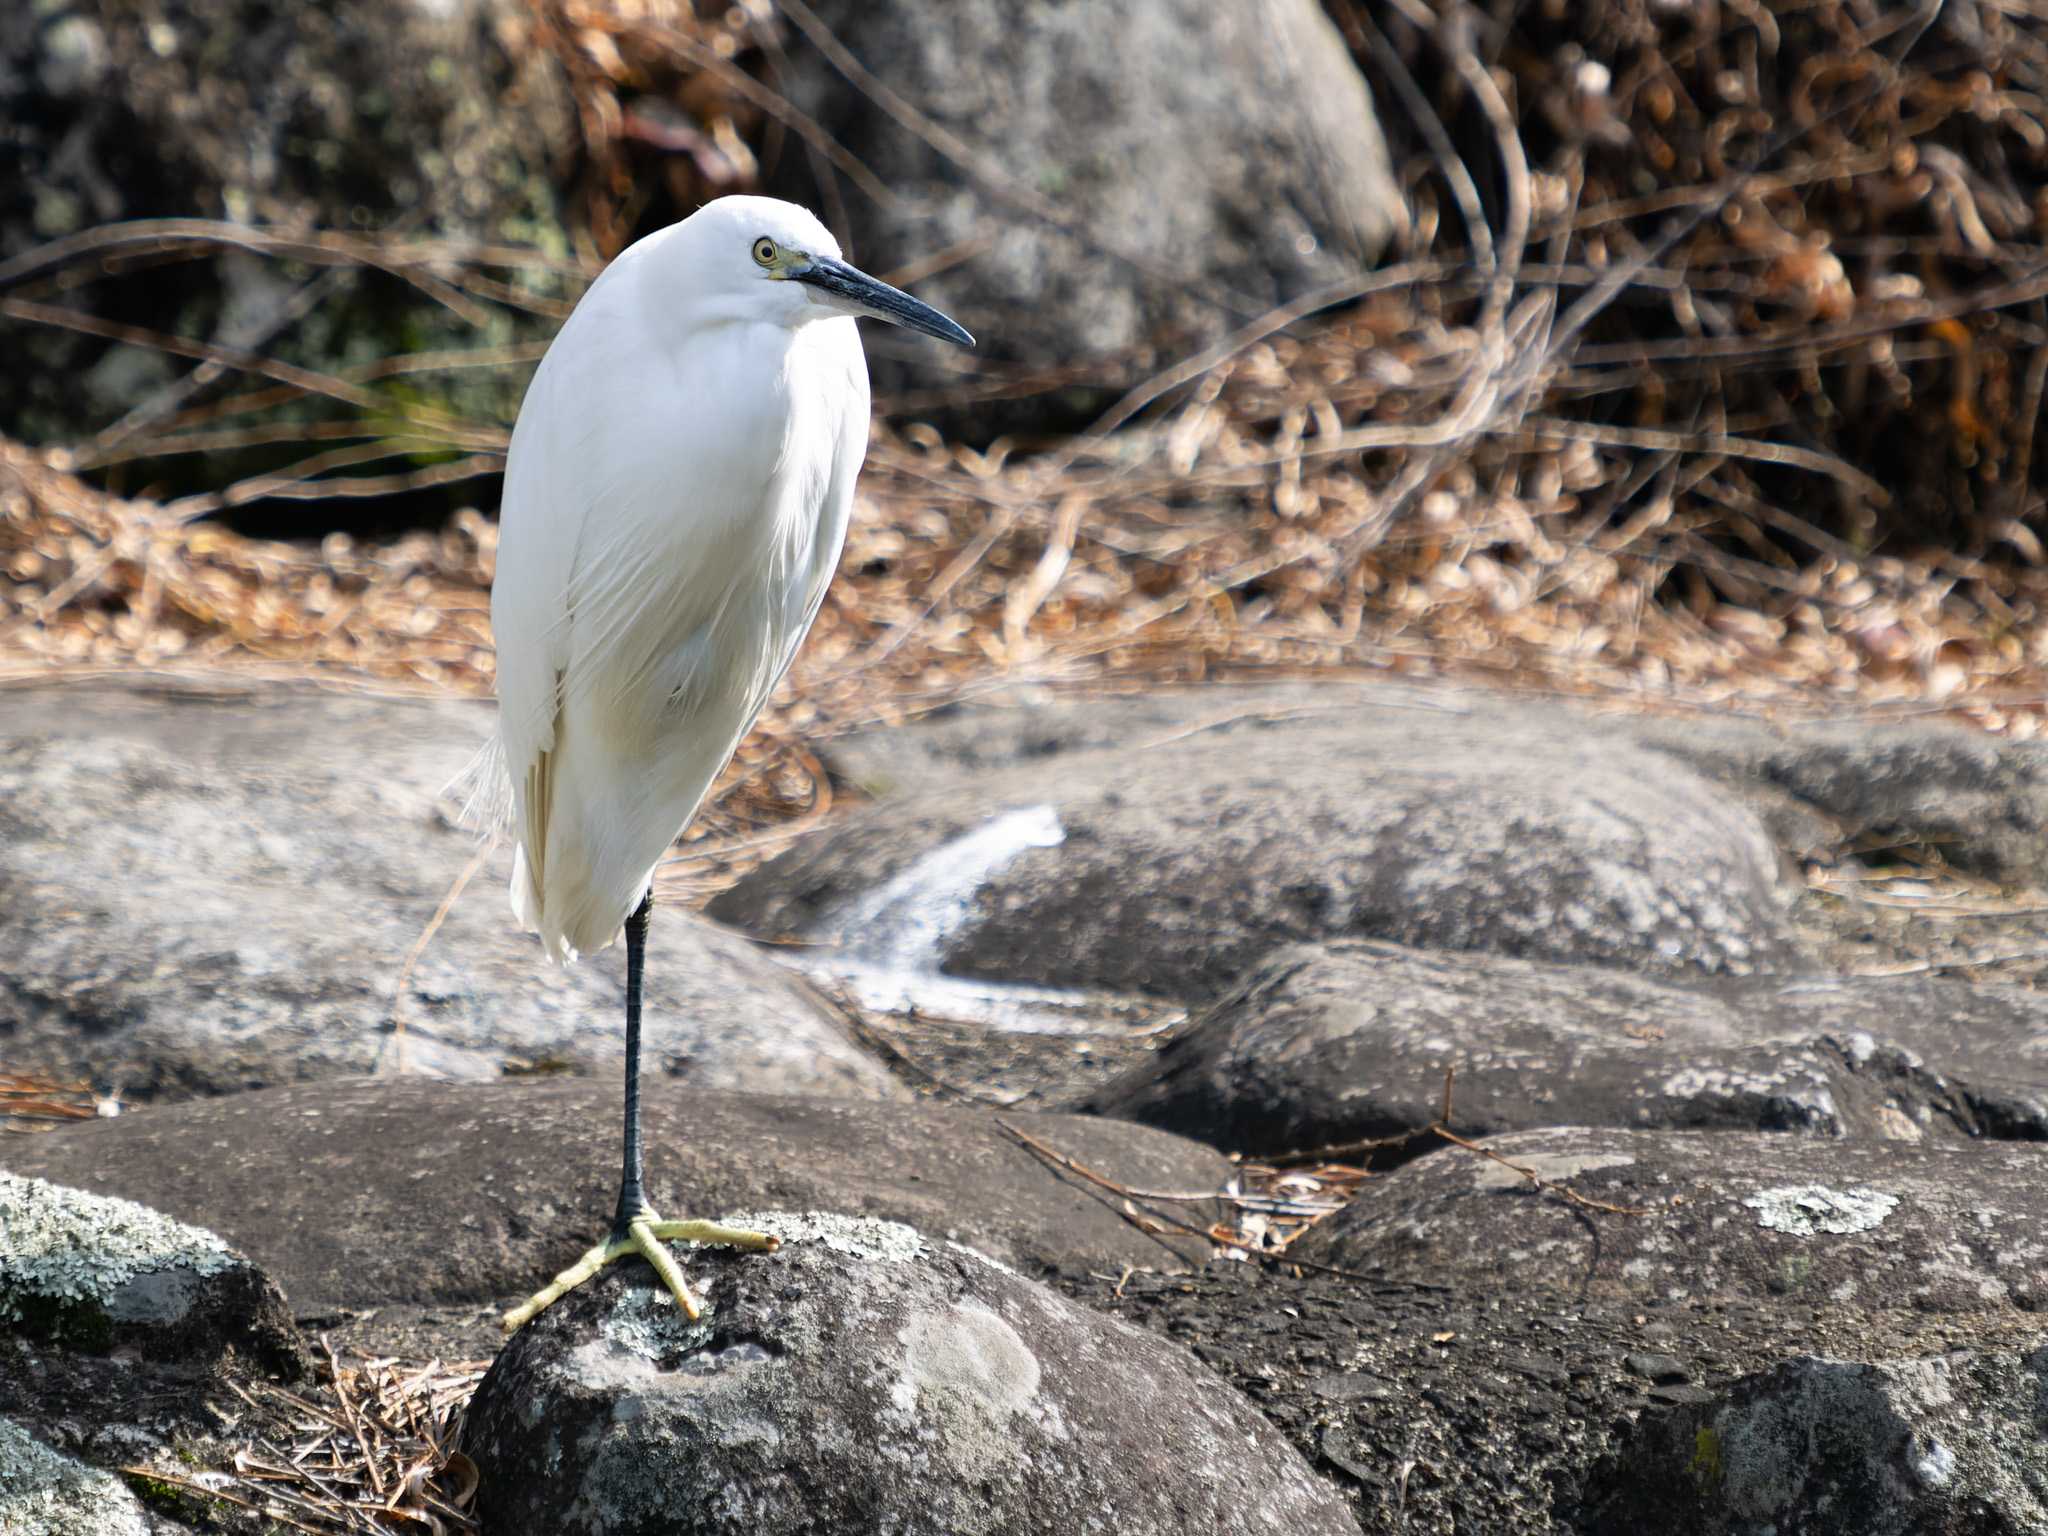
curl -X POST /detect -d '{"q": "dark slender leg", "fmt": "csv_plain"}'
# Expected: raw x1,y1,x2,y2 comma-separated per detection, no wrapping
499,881,778,1332
610,889,654,1240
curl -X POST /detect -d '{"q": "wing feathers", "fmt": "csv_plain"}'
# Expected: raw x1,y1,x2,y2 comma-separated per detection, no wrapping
491,292,865,963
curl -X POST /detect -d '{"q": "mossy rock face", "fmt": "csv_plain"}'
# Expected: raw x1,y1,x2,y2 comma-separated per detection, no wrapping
0,1172,306,1379
0,0,575,477
0,1418,153,1536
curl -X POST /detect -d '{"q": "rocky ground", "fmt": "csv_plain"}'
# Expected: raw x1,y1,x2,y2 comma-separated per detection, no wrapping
2,675,2046,1533
8,0,2048,1527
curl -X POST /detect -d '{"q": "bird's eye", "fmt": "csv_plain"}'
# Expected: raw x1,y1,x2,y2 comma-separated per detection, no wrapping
751,237,778,267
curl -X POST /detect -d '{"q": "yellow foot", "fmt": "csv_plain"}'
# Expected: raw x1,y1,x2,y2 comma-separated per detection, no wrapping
501,1216,780,1334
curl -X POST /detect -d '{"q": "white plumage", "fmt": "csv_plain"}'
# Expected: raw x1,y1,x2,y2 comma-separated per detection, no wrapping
479,196,970,1336
492,198,870,962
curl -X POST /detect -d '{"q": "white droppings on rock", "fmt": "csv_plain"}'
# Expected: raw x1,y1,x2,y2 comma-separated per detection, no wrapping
1743,1185,1899,1236
839,805,1066,969
720,1211,927,1263
0,1418,151,1536
800,805,1138,1035
0,1173,235,1326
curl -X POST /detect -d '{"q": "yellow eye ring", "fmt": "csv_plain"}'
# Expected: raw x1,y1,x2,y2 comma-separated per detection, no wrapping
751,237,777,267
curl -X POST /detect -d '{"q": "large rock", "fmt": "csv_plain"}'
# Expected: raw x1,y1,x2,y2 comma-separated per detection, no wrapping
1083,941,2048,1155
1072,1264,2048,1536
0,680,899,1104
1580,1347,2048,1536
462,1212,1360,1535
0,1079,1228,1311
828,681,2048,889
1633,712,2048,883
799,678,2048,1000
0,1178,305,1535
767,0,1401,435
713,703,1804,1003
0,1419,154,1536
0,1173,303,1376
0,0,572,451
1296,1127,2048,1315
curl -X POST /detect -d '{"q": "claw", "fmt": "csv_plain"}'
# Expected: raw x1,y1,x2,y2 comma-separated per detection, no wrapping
501,1215,780,1333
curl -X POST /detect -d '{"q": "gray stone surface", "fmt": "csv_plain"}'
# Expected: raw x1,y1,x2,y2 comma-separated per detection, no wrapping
768,0,1401,434
0,0,572,449
817,682,1460,798
827,681,2048,887
0,1418,154,1536
1072,1264,2048,1536
0,1079,1227,1311
0,679,900,1104
1083,940,2048,1154
462,1213,1360,1536
713,697,1804,1001
1580,1347,2048,1535
1296,1128,2048,1315
1634,712,2048,883
0,1173,303,1376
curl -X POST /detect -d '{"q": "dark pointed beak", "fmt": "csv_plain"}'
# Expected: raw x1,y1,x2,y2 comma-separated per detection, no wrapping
794,256,975,348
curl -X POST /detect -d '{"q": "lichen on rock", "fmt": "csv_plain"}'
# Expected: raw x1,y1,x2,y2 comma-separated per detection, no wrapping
0,1173,233,1338
1742,1185,1900,1237
0,1418,151,1536
0,1172,305,1375
718,1210,927,1263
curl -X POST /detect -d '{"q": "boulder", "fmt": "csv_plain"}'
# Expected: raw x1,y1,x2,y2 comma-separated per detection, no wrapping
1083,941,2048,1155
461,1212,1360,1535
1071,1263,2048,1536
1633,711,2048,883
1295,1127,2048,1315
0,1418,155,1536
0,1172,303,1377
0,1079,1228,1311
766,0,1402,435
0,0,572,451
1580,1347,2048,1536
0,680,900,1104
712,702,1804,1003
0,1178,307,1532
828,681,2048,890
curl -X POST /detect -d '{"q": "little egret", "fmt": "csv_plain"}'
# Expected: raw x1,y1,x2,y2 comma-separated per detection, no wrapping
483,196,972,1332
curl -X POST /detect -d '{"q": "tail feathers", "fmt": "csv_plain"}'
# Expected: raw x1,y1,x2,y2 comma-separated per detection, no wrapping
508,818,654,966
508,844,575,965
447,735,513,836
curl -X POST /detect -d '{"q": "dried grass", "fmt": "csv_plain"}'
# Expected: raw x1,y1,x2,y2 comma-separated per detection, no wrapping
125,1348,486,1534
6,0,2048,898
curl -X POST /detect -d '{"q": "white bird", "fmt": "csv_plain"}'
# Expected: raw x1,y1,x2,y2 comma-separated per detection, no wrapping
483,196,972,1332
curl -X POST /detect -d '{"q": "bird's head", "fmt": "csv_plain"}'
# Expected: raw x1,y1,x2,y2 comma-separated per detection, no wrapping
670,196,974,348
